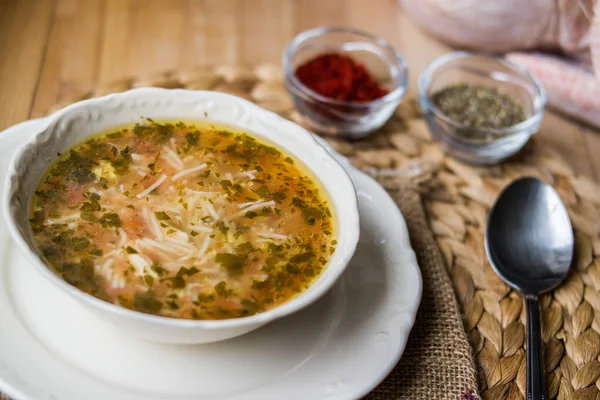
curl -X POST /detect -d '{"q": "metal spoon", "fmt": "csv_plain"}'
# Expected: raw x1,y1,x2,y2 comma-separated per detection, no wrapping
485,177,574,400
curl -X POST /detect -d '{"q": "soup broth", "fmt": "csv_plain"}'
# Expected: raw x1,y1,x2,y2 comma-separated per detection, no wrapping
30,120,336,320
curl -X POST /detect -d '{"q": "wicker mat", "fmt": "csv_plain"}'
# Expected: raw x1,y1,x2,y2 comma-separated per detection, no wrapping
5,63,600,399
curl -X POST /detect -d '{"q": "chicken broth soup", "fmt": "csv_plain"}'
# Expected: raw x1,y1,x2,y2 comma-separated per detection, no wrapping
30,120,336,320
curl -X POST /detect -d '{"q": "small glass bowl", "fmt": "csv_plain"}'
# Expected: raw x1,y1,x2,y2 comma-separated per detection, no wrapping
283,27,408,139
419,51,547,165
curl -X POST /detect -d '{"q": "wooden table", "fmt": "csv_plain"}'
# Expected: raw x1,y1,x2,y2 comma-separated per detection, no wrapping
1,0,599,181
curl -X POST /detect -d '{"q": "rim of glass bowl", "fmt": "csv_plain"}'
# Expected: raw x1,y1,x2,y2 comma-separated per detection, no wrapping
282,26,408,109
418,51,547,138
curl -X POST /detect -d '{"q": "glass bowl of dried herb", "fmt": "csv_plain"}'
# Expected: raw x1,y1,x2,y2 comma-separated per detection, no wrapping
419,51,547,165
283,27,408,139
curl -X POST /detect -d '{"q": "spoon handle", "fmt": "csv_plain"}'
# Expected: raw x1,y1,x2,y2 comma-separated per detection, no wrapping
526,297,546,400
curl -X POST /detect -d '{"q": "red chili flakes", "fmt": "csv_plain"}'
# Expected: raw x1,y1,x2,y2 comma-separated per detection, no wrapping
294,53,389,102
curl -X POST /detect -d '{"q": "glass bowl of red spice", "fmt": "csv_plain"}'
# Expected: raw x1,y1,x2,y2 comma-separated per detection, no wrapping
283,27,408,139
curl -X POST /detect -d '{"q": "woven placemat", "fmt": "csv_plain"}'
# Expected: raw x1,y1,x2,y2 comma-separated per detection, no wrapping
6,62,600,399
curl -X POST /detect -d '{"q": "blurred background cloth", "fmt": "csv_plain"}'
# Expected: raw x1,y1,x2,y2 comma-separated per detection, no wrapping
400,0,600,128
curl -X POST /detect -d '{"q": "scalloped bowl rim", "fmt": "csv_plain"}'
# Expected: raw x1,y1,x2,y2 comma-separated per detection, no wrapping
3,88,360,333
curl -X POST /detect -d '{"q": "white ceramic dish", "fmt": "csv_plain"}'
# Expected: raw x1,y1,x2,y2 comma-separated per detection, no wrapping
0,117,421,400
3,89,360,344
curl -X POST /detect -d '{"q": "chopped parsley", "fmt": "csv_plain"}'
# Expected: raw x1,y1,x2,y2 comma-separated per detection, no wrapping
29,120,336,321
154,211,170,220
125,246,138,254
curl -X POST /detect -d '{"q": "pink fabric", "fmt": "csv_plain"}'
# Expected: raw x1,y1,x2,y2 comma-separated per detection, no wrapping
401,0,600,127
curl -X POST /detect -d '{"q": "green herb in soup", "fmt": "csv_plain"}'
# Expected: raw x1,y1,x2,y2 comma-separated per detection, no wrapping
31,120,336,320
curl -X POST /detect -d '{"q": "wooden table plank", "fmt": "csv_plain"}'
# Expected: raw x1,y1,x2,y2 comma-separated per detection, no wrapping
97,0,132,84
128,0,186,77
185,0,240,67
292,0,348,31
344,0,400,46
238,0,294,65
0,0,55,130
394,12,451,89
30,0,105,116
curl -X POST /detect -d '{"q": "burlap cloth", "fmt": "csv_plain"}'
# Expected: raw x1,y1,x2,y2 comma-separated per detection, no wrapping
365,175,480,400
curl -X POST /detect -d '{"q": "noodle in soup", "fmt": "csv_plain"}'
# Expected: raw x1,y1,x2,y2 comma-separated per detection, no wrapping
30,120,336,320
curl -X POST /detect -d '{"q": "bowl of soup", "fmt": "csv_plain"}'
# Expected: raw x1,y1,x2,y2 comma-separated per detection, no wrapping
3,88,359,344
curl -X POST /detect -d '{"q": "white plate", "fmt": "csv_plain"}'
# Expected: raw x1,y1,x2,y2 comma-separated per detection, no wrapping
0,118,422,400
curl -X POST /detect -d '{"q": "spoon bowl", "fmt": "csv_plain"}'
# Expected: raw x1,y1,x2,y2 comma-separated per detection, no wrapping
485,177,574,295
485,176,573,400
